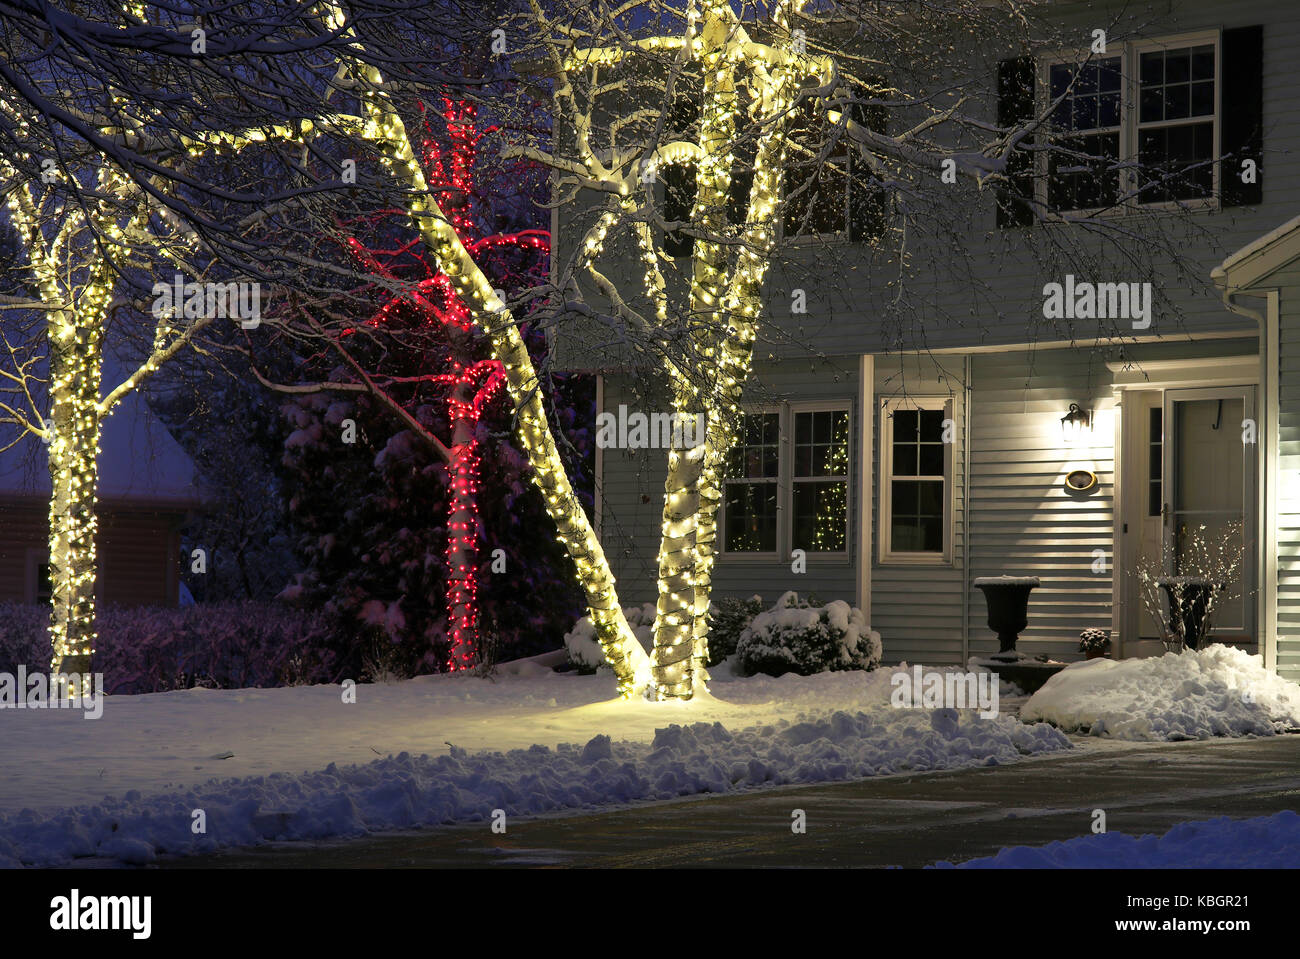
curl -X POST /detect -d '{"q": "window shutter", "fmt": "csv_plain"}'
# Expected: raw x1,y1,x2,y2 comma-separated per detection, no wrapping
996,56,1036,227
848,80,888,243
663,87,699,258
1221,25,1263,207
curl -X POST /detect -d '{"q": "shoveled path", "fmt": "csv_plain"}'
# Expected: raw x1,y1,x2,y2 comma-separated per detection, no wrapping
157,736,1300,868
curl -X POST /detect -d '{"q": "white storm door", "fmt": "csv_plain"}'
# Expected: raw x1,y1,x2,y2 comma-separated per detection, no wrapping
1161,386,1256,637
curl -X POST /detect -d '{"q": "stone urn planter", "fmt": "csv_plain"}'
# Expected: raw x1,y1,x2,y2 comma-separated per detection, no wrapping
973,576,1040,661
1156,576,1217,651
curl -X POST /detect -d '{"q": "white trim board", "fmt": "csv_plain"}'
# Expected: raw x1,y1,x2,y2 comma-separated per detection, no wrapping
1106,355,1259,390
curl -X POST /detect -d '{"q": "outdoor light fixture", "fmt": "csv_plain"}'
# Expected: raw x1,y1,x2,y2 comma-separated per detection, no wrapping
1061,403,1093,442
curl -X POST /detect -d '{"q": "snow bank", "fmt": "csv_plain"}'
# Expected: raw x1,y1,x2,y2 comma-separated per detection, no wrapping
934,811,1300,868
1021,645,1300,740
0,666,1069,866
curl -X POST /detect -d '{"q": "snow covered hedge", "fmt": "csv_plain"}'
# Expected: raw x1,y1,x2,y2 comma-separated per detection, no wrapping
1021,645,1300,740
561,593,873,675
735,592,881,678
563,602,656,672
0,601,346,693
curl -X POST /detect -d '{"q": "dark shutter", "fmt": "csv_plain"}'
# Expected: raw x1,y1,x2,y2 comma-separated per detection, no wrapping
1221,25,1263,207
848,80,888,242
996,56,1036,227
663,85,699,258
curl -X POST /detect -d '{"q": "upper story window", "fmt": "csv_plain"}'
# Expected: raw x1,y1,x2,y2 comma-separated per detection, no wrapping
1047,56,1122,210
780,81,888,241
783,96,850,237
1040,32,1222,213
1136,43,1216,203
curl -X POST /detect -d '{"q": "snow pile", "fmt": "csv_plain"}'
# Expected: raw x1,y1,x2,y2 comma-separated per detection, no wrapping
563,603,656,669
935,811,1300,868
736,591,882,677
0,667,1069,866
1021,645,1300,740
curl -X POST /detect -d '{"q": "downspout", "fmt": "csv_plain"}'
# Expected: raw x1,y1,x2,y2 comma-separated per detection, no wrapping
962,354,972,665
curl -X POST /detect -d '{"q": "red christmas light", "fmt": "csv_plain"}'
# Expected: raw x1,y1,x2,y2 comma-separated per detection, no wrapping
341,99,549,670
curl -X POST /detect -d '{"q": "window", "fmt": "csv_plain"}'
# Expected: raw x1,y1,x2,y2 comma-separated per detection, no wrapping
723,412,781,552
722,405,852,556
880,398,952,563
783,95,850,237
1136,43,1216,202
780,80,888,240
1041,32,1220,212
1047,57,1122,210
25,550,52,605
792,410,850,552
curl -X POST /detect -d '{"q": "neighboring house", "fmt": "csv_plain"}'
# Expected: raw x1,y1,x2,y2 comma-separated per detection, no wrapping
555,1,1300,680
0,356,200,607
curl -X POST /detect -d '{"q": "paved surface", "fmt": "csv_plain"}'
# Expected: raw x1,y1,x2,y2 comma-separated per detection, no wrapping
153,735,1300,868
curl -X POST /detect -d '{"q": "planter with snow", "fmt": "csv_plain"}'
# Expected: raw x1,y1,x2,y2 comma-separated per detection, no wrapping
973,576,1040,661
1156,576,1217,652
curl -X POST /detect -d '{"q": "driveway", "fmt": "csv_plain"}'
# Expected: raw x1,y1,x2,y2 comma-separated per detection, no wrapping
154,735,1300,868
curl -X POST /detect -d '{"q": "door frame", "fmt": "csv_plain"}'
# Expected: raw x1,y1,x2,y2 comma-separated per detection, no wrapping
1112,356,1261,656
1161,385,1257,640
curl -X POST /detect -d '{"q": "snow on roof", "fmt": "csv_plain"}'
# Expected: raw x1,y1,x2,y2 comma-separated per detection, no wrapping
1211,213,1300,287
0,353,200,506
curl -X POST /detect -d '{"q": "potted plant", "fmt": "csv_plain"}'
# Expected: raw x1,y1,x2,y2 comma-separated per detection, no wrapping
1079,627,1111,660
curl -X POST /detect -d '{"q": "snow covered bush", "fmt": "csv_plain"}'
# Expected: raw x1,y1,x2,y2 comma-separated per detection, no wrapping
0,602,347,693
734,592,882,678
706,594,765,666
1021,644,1300,739
563,603,655,672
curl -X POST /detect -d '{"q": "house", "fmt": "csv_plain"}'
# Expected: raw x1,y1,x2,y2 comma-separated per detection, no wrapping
553,1,1300,681
0,355,200,607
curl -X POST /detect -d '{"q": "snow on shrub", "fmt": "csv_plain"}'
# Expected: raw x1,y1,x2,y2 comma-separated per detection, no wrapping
1021,644,1300,740
0,602,345,694
563,603,656,672
706,594,764,666
735,592,881,678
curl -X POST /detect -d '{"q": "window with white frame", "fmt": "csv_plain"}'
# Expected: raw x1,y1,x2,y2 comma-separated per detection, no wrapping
723,411,781,553
879,398,952,563
722,405,852,555
1042,32,1219,212
792,409,850,552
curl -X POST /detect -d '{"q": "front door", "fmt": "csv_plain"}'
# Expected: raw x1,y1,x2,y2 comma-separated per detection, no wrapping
1162,386,1256,641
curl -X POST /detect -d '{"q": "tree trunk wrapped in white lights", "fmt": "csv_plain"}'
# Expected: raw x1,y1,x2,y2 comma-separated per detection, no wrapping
312,8,653,694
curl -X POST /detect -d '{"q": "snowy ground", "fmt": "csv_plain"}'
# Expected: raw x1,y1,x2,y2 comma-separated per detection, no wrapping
935,811,1300,868
1021,646,1300,740
0,661,1069,866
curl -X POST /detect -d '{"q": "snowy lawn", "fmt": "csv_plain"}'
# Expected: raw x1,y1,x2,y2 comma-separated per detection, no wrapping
933,810,1300,868
0,661,1069,866
1020,645,1300,740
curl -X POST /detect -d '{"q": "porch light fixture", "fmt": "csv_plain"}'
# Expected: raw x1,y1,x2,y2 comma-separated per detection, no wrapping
1061,403,1093,442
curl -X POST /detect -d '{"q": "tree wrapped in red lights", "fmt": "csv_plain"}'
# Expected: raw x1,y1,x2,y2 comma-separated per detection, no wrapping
278,98,579,673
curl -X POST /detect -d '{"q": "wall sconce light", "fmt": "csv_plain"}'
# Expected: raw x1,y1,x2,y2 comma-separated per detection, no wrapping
1061,403,1093,442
